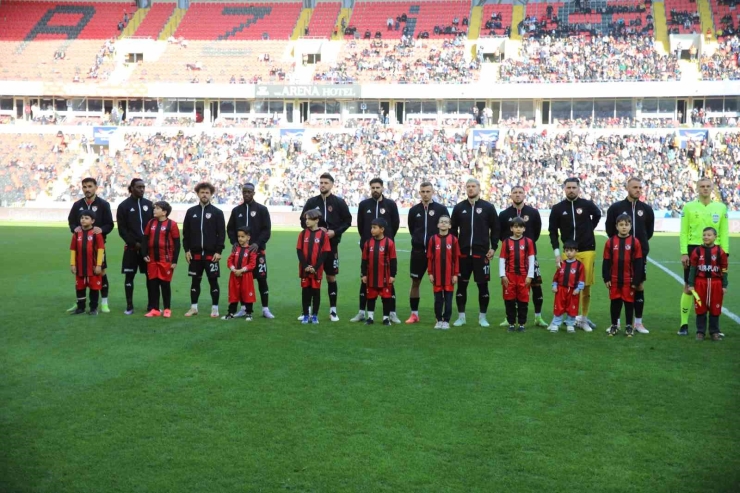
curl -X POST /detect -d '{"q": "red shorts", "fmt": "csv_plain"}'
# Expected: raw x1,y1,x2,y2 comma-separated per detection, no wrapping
75,275,102,291
147,261,175,282
553,286,580,317
301,276,322,289
694,277,724,316
609,283,634,302
432,284,454,293
228,272,256,304
367,285,393,299
503,274,530,302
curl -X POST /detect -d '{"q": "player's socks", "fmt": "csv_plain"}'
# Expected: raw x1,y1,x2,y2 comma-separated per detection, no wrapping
610,299,623,326
101,275,109,298
328,281,338,308
634,290,645,319
532,285,544,314
680,292,693,326
257,278,269,308
359,283,367,311
208,278,220,306
390,285,397,313
90,290,100,311
580,286,591,317
456,282,468,313
312,288,321,315
190,278,201,304
161,282,172,310
477,282,490,314
124,273,135,308
302,288,312,316
410,297,420,312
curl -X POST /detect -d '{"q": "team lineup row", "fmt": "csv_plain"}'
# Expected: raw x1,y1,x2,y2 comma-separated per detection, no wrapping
67,173,730,338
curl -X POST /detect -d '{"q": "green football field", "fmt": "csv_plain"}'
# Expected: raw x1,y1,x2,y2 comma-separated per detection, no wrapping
1,225,738,493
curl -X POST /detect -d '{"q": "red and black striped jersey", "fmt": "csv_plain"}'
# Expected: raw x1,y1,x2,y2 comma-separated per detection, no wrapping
70,229,105,277
142,219,181,263
362,237,398,288
553,259,585,289
500,236,536,276
228,245,257,272
426,234,460,286
690,244,729,280
296,228,331,278
602,235,643,287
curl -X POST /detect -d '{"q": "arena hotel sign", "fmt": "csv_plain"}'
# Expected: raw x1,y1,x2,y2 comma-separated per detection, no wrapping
255,85,361,99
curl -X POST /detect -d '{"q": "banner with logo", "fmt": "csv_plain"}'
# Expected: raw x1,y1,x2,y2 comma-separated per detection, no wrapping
468,129,499,149
678,129,708,148
93,126,117,146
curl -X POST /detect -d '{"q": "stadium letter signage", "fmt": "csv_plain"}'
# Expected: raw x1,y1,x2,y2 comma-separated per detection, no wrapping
26,5,96,41
255,85,360,99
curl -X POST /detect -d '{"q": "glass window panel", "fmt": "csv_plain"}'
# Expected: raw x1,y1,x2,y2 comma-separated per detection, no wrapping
420,100,437,114
69,98,86,111
518,100,534,120
309,101,325,114
220,100,235,113
40,98,53,111
347,101,359,113
362,100,379,114
445,100,459,113
405,101,422,114
54,98,67,111
254,100,268,113
87,99,103,112
490,101,500,124
705,98,724,112
325,100,340,114
615,99,632,118
501,100,518,120
594,99,615,118
724,97,738,112
659,98,677,113
0,98,13,110
235,100,250,113
128,99,143,112
178,100,194,113
144,99,158,112
572,100,593,120
551,100,572,121
641,98,658,113
162,99,177,113
269,101,284,113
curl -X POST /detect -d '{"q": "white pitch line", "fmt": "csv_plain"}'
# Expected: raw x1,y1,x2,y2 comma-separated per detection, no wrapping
647,256,740,326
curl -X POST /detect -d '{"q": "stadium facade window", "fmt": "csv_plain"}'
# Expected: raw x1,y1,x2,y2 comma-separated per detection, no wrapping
0,98,13,111
88,99,103,112
518,100,534,121
325,100,340,114
501,100,518,120
234,101,250,113
178,100,194,114
254,100,267,113
444,100,474,114
706,98,724,112
40,98,53,111
641,98,659,113
162,99,177,113
404,101,422,114
309,101,325,114
54,98,67,112
615,99,632,118
220,100,235,114
658,98,676,114
144,99,158,112
70,98,86,111
724,98,738,113
127,99,143,112
348,100,379,114
269,101,284,113
573,100,593,120
594,99,615,118
551,100,571,121
490,101,500,124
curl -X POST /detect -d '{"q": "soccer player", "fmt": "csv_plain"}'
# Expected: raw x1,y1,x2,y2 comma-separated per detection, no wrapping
688,227,729,341
117,178,154,315
498,186,546,328
351,178,400,323
182,182,226,318
69,210,105,315
141,201,180,318
499,217,536,332
427,215,460,330
450,178,499,327
361,218,398,326
548,177,601,332
406,181,448,324
678,177,730,336
605,177,654,334
67,177,114,313
224,227,257,321
297,209,332,324
603,213,644,337
300,173,352,321
549,241,585,334
226,183,274,319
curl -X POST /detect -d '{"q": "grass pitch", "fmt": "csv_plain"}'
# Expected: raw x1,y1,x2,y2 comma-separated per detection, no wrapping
0,226,738,493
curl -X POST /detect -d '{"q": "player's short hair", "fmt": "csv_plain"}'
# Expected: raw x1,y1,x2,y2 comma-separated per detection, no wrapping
319,173,334,183
194,182,215,194
81,177,97,186
304,209,322,221
563,241,578,251
154,201,172,217
511,185,525,192
242,183,256,190
371,218,387,229
369,177,383,187
615,213,632,224
78,210,95,220
128,178,144,193
697,176,713,185
466,178,480,187
703,226,718,235
510,217,526,227
237,226,251,236
420,181,433,189
564,177,580,186
626,176,642,185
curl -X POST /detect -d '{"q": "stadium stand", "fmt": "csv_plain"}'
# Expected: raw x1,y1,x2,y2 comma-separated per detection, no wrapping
345,0,470,39
480,4,513,37
133,3,175,40
700,35,740,79
174,2,302,40
711,0,740,39
306,1,342,38
664,0,702,34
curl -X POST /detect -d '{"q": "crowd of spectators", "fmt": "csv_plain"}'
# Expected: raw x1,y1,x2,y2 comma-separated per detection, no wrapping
668,8,700,33
555,117,679,129
499,35,679,83
314,37,479,84
715,1,740,39
700,35,740,81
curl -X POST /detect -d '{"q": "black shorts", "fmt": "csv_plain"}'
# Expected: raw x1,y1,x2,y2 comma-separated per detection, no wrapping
410,249,427,279
121,247,146,274
188,257,221,279
253,252,268,280
323,247,339,276
683,245,699,284
459,255,491,283
532,258,543,286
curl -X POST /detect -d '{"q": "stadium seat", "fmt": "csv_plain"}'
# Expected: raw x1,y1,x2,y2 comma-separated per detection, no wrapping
174,2,303,40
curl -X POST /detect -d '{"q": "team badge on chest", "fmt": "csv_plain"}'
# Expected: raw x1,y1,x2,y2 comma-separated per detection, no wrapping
205,213,212,219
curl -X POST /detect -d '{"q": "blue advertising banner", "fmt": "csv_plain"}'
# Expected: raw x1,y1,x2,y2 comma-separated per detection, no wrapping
469,129,499,149
678,129,708,148
93,127,117,146
280,128,305,140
